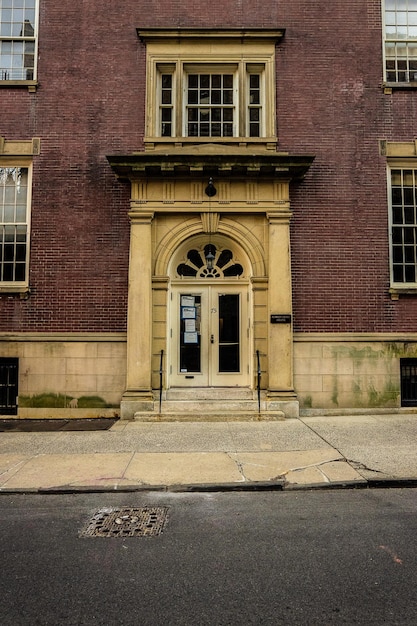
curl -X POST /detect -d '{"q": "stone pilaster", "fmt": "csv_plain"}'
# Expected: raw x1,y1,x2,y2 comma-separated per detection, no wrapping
121,207,154,419
266,209,299,417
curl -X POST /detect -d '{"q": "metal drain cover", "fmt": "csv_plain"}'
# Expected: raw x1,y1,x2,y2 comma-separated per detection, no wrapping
79,507,169,538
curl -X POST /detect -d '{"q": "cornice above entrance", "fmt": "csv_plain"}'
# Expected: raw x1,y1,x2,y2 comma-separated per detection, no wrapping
107,146,314,182
137,27,285,43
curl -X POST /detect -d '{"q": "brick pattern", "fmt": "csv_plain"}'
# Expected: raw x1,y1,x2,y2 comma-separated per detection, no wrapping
1,0,417,333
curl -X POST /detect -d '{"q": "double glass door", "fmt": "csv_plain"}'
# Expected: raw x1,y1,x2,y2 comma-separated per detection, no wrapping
170,285,249,387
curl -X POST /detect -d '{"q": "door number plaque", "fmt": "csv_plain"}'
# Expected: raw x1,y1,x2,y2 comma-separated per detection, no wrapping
270,314,292,324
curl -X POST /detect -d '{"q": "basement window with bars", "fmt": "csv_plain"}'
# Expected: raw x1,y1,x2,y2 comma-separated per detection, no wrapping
0,0,38,82
384,0,417,84
0,357,18,415
0,166,30,290
400,358,417,406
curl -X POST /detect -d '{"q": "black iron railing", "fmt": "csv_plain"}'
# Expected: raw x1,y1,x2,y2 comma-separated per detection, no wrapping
159,350,164,413
256,350,261,414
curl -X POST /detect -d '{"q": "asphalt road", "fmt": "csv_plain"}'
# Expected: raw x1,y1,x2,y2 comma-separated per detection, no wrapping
0,489,416,625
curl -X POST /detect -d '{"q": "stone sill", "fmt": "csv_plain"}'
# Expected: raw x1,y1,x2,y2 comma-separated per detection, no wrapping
389,287,417,300
144,137,279,151
0,286,30,299
383,82,417,94
0,80,38,92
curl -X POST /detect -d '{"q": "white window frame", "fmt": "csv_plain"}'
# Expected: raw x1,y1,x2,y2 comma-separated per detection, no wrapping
155,61,266,139
157,64,176,137
383,0,417,84
182,65,239,138
387,164,417,288
0,0,39,84
0,162,31,292
246,64,264,138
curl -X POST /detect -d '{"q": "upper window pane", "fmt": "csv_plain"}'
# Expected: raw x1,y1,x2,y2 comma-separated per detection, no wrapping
0,167,29,284
389,167,417,285
0,0,37,81
185,73,235,137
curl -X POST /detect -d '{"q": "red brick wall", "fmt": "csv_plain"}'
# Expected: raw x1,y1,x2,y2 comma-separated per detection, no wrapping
1,0,417,333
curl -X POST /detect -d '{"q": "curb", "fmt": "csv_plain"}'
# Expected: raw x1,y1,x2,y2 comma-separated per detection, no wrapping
1,478,417,495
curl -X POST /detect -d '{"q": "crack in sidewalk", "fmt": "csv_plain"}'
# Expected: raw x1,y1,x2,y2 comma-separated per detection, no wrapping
347,459,386,475
297,418,386,477
228,453,350,483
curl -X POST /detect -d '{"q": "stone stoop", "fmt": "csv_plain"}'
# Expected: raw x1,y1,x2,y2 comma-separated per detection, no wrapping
132,388,286,422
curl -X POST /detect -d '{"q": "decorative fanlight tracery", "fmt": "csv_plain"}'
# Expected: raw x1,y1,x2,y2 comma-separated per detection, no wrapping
176,245,244,279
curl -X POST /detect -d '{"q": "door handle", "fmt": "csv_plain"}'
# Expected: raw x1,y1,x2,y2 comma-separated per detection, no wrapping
210,334,215,344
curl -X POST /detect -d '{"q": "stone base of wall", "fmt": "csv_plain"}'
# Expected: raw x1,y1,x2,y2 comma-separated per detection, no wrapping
14,408,120,419
294,333,417,411
0,333,126,418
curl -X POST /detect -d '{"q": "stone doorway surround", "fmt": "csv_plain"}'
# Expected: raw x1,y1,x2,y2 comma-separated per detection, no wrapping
107,144,314,419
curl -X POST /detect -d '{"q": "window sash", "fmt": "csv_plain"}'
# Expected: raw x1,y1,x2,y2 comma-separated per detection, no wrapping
384,1,417,82
185,73,236,138
389,167,417,285
0,0,38,81
247,72,262,137
0,166,29,284
157,63,265,138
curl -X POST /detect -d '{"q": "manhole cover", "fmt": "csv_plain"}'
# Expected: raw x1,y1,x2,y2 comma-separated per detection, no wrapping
79,507,169,538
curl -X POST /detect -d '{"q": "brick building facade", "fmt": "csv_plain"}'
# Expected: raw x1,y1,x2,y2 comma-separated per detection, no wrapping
1,1,417,418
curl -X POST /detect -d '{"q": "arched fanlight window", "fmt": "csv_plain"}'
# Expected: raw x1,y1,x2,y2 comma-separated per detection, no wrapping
176,245,244,278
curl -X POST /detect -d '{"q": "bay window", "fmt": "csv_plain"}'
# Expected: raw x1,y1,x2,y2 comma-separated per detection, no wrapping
138,28,284,143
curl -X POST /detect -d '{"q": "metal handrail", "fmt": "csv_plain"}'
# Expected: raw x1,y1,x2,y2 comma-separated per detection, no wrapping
256,350,261,414
159,349,164,413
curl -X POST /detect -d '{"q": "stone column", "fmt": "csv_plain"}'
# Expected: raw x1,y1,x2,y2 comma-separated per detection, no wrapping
266,208,299,417
121,206,154,419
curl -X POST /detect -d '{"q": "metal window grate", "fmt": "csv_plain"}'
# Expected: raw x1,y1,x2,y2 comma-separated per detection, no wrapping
0,358,18,415
79,507,169,538
400,358,417,407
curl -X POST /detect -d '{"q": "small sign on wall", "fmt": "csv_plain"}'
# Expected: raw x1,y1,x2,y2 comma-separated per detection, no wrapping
270,314,292,324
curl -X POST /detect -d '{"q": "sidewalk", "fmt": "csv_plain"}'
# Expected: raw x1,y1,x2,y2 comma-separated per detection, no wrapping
0,414,416,493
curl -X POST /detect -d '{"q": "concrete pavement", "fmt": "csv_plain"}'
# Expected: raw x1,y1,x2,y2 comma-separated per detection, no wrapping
0,414,416,492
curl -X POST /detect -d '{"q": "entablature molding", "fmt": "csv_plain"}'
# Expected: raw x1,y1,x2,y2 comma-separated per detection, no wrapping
0,136,40,157
108,149,314,182
128,209,154,223
267,210,293,223
137,27,285,44
380,139,417,159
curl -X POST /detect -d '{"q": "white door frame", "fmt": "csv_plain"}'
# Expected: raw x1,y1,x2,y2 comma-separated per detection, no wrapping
169,282,251,388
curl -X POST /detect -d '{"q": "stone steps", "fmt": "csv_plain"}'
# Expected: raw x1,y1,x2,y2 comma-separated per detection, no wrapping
164,387,255,401
133,411,285,422
132,388,287,421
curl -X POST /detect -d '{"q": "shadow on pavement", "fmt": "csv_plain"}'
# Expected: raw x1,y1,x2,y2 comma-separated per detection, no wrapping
0,418,119,432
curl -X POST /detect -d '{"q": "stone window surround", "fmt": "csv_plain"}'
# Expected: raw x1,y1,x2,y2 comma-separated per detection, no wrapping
137,27,285,148
0,136,40,296
381,139,417,298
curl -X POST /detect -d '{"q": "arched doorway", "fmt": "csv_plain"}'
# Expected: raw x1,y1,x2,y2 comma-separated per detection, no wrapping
168,235,252,389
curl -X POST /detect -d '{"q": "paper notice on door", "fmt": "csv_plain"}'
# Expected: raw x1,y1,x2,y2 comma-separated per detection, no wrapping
181,295,195,307
184,319,196,332
181,307,196,319
184,332,198,344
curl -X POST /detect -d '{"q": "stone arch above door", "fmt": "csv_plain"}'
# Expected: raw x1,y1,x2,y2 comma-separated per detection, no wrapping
154,216,266,278
169,234,250,280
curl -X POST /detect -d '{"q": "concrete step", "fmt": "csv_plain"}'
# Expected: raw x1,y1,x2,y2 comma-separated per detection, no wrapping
133,411,285,422
155,400,262,413
164,387,255,401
